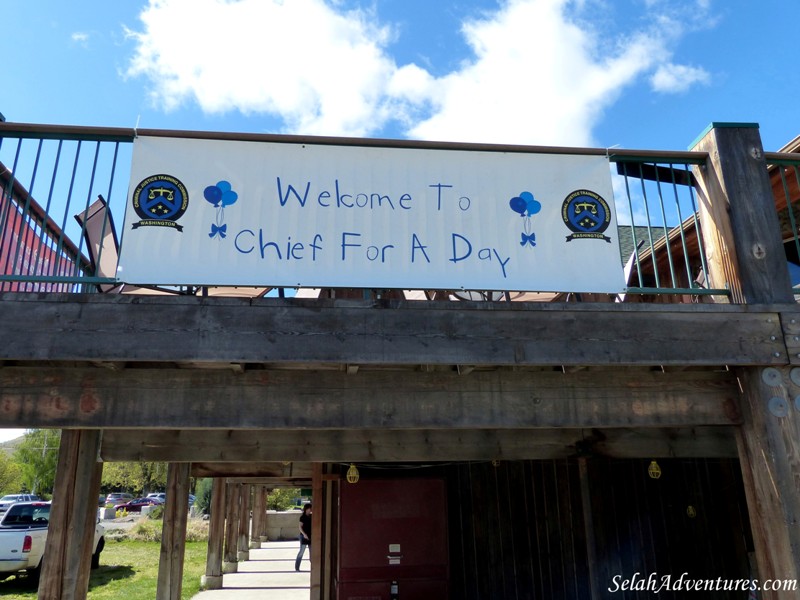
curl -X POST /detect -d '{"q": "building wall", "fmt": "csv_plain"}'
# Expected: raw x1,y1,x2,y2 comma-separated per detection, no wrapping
444,458,752,600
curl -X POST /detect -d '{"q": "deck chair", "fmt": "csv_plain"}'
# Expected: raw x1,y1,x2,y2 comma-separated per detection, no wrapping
616,240,646,303
75,196,276,297
74,196,179,295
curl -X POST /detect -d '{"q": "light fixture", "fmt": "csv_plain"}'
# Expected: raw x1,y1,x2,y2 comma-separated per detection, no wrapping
346,463,360,484
648,460,662,479
686,505,697,518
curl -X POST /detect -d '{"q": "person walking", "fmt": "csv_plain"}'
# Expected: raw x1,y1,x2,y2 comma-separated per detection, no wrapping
295,503,312,571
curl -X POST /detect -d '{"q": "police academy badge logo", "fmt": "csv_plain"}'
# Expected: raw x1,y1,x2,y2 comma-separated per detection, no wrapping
561,189,612,242
131,174,188,232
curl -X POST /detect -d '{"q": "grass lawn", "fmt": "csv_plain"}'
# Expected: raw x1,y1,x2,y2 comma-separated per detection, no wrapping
0,539,208,600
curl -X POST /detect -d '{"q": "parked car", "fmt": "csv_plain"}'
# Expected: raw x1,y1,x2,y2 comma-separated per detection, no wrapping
0,494,42,516
0,501,104,581
113,497,164,513
146,492,195,506
105,492,133,505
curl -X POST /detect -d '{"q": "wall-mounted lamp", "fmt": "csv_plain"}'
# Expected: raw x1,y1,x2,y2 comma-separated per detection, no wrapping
648,460,662,479
346,463,360,484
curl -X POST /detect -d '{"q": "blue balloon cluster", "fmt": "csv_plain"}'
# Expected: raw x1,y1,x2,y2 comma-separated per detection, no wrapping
509,191,541,217
204,180,238,207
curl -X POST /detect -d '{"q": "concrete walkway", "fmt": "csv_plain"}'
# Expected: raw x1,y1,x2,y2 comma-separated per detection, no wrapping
190,540,310,600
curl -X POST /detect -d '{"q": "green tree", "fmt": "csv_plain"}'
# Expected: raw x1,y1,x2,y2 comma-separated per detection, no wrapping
102,461,168,496
12,429,60,495
267,488,300,511
195,478,213,515
0,449,22,494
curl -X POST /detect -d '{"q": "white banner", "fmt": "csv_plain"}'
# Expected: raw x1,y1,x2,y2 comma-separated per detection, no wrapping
119,136,625,293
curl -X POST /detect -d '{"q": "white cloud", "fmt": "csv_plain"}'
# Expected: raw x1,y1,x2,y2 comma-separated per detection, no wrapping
406,0,667,146
650,63,710,94
71,32,90,47
125,0,713,144
125,0,397,136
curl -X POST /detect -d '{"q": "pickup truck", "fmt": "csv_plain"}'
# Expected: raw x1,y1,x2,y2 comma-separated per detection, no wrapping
0,501,104,581
0,494,42,516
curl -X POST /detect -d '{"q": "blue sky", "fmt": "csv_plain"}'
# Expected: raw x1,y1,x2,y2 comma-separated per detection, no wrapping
0,0,798,442
3,0,799,152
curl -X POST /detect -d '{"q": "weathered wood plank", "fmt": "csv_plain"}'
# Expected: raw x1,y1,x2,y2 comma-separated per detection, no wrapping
736,367,800,597
0,368,741,429
693,125,800,598
222,483,240,573
223,477,312,487
781,312,800,366
311,463,323,600
0,292,792,366
38,430,102,600
192,462,312,478
201,477,226,589
258,485,269,542
250,485,266,547
156,463,190,600
236,484,250,562
99,427,737,462
692,125,794,304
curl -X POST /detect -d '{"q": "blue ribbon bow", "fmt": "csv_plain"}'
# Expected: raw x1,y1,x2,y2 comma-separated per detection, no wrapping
209,223,227,239
520,231,536,247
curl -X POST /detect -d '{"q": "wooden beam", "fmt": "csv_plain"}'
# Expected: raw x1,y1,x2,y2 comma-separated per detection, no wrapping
692,125,794,304
257,485,269,542
310,463,323,600
225,477,312,486
201,477,226,590
736,366,800,596
2,367,741,430
236,484,250,562
322,472,335,600
100,427,737,462
156,463,190,600
692,125,800,598
192,462,312,478
250,485,266,547
38,430,102,600
222,483,239,573
0,293,791,366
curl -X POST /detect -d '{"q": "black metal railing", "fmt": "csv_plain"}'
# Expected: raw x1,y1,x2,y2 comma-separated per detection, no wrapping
0,122,745,302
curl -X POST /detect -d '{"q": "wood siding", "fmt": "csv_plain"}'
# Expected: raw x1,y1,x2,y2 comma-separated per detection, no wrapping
444,458,751,600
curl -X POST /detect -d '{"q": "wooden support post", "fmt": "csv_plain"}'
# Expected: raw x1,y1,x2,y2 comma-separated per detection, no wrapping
223,482,240,573
250,484,266,548
322,470,335,600
691,123,793,304
736,367,800,598
310,463,323,600
693,124,799,597
259,484,269,540
38,429,102,600
156,462,190,600
237,483,250,562
261,486,280,542
262,487,273,541
201,478,226,590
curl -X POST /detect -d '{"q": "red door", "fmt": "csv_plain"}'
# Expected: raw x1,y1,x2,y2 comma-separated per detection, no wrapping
338,478,448,600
